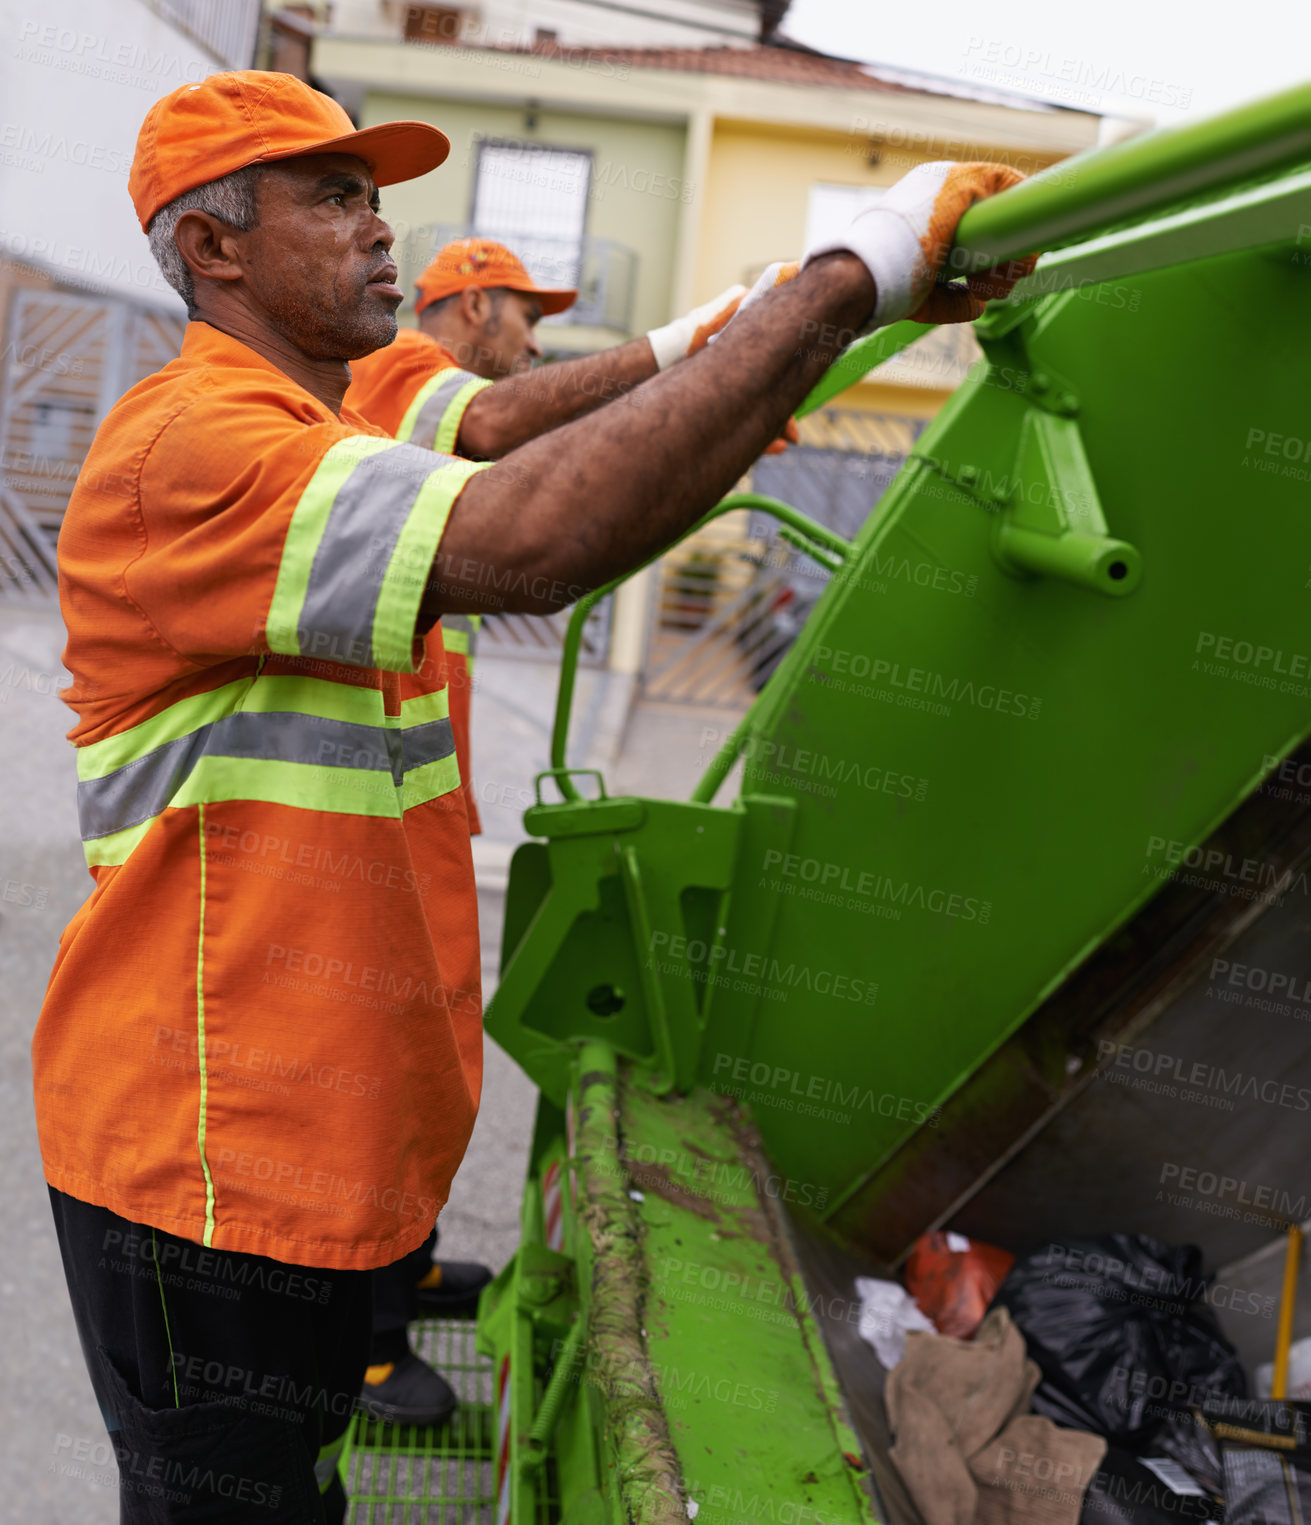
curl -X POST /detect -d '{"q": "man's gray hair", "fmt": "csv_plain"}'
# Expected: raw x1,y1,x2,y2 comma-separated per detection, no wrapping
146,165,262,312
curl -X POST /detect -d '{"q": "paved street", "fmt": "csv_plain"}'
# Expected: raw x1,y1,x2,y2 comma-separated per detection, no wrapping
0,604,742,1522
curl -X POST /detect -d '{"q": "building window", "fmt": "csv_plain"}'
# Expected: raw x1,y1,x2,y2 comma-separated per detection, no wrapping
471,140,593,290
805,182,885,251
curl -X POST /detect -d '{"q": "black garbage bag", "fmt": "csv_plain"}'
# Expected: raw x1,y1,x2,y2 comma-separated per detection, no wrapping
990,1234,1246,1448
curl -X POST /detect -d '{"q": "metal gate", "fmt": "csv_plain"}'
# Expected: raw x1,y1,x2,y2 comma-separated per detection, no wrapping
640,410,924,705
0,288,185,601
479,598,613,669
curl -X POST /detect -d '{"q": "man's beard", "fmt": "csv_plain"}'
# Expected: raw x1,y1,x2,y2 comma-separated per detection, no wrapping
262,274,398,361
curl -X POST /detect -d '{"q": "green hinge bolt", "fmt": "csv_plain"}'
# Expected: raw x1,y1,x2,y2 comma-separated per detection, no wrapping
521,1272,562,1307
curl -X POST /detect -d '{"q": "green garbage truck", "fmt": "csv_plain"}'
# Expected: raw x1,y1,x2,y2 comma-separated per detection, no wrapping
340,83,1311,1522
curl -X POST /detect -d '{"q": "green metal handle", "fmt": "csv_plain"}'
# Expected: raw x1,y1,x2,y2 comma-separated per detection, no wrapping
997,524,1141,597
951,81,1311,269
549,495,853,802
533,767,608,807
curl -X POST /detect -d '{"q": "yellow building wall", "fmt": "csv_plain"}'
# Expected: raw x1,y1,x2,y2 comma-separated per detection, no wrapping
697,116,1063,300
361,91,687,337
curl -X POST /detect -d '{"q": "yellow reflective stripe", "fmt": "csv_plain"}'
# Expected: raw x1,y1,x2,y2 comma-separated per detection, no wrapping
77,679,254,781
442,612,480,664
195,806,217,1247
400,752,463,811
82,743,456,868
82,757,456,866
372,459,490,672
84,818,153,869
434,378,490,455
266,435,396,658
399,688,450,728
396,368,459,444
80,678,445,787
77,675,388,783
77,673,456,869
169,756,402,819
238,675,384,728
396,370,492,454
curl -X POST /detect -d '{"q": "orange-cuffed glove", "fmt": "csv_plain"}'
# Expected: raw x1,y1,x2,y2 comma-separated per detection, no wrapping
803,161,1038,326
723,259,802,325
646,283,748,370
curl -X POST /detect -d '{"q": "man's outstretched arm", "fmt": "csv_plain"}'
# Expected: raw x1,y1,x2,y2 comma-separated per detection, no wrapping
427,159,1035,618
423,254,871,618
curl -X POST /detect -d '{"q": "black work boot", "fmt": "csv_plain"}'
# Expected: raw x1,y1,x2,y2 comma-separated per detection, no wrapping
359,1351,457,1427
414,1259,493,1317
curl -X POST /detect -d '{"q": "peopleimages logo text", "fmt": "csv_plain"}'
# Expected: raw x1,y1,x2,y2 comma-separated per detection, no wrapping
811,644,1042,720
1195,631,1311,676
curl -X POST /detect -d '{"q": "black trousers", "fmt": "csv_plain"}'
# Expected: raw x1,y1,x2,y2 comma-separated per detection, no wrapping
369,1227,438,1365
49,1187,375,1524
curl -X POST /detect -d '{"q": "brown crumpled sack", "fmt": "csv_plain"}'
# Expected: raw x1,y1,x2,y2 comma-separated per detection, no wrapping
886,1307,1105,1525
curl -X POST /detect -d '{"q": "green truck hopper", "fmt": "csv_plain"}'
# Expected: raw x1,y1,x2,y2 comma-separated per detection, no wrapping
342,85,1311,1523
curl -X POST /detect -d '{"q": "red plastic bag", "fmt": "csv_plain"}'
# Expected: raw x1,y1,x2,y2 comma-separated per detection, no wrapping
904,1231,1015,1340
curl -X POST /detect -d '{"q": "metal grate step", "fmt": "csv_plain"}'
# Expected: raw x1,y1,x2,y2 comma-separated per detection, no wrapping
343,1317,558,1525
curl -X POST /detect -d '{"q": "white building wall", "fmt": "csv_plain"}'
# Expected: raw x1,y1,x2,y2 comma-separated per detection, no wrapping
331,0,761,51
0,0,258,308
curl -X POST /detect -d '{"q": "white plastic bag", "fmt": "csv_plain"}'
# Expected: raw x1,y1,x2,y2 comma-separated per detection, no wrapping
854,1276,936,1369
1255,1336,1311,1400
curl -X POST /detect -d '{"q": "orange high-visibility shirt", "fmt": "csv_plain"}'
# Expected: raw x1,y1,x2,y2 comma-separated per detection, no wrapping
347,329,491,834
33,321,491,1271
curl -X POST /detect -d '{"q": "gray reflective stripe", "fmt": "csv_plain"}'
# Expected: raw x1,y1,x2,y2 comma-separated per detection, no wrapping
77,710,452,841
443,612,479,660
410,370,479,448
315,1431,348,1491
402,717,456,772
298,443,439,670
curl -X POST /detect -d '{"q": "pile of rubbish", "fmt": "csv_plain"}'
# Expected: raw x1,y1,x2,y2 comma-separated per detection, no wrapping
856,1232,1311,1525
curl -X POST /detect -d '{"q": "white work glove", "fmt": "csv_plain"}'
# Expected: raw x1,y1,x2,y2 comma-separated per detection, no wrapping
803,160,1038,327
725,260,800,326
646,283,748,370
726,163,1037,335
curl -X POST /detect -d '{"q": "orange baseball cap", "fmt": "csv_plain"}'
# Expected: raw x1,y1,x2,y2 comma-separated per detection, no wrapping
414,238,578,316
129,71,449,231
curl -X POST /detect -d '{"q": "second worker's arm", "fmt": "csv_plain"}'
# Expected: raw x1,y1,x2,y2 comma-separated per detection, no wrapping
456,333,659,458
455,284,746,458
423,254,869,618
